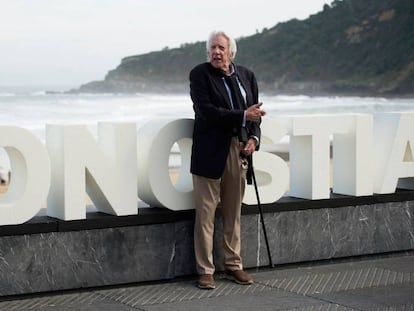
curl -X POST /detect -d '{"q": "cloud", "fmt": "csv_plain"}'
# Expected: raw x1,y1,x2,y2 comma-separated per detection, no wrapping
0,0,328,86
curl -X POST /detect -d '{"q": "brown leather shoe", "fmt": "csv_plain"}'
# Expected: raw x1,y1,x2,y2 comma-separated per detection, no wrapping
225,270,253,285
198,274,215,289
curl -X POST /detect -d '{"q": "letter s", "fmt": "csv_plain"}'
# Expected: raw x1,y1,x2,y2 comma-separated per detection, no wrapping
243,118,289,205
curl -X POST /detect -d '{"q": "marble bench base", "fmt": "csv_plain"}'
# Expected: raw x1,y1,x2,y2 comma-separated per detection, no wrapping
0,192,413,296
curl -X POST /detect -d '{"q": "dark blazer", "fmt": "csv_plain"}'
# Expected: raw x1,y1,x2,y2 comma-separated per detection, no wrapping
190,62,261,179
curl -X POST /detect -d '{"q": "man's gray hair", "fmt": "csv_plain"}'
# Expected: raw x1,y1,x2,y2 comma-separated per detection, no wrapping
206,31,237,61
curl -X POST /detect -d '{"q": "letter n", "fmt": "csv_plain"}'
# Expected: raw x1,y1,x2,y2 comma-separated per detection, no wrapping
46,123,137,220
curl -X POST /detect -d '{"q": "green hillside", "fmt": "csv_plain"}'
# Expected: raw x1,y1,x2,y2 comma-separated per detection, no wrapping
77,0,414,96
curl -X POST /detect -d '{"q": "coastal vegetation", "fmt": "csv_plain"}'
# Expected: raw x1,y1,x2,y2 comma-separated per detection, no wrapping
76,0,414,96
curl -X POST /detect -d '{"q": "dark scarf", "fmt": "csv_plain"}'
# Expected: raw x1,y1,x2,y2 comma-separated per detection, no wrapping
224,73,246,111
224,68,248,143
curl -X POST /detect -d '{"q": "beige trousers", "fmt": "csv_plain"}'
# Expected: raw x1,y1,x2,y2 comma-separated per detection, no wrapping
193,137,247,275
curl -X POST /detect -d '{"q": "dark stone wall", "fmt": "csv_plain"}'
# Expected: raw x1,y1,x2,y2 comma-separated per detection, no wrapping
0,192,413,296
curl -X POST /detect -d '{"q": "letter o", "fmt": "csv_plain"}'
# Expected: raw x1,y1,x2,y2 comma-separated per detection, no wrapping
137,119,194,210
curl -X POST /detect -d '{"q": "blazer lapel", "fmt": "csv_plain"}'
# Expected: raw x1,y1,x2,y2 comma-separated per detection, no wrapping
208,66,233,110
215,77,233,109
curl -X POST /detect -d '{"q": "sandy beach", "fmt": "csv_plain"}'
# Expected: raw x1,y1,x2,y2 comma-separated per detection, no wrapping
0,184,6,196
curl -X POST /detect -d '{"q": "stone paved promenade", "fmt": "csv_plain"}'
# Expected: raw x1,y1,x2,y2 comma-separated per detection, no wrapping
0,252,413,311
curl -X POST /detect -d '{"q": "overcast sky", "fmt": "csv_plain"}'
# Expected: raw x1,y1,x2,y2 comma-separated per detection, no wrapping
0,0,328,88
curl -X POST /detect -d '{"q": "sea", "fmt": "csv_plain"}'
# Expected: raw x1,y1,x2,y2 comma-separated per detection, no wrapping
1,85,414,173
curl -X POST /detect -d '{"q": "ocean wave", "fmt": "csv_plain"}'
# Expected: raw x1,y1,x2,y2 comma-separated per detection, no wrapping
0,93,413,133
272,95,311,101
30,91,47,96
0,92,16,97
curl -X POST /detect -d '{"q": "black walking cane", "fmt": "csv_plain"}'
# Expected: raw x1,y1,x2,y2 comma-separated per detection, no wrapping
249,155,274,268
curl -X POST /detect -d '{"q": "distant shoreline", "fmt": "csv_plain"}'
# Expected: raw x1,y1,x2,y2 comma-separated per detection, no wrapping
68,80,414,99
1,82,413,99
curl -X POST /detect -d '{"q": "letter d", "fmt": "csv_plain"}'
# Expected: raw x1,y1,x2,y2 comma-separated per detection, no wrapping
0,126,51,225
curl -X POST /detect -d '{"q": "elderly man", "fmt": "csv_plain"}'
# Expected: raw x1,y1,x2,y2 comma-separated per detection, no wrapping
189,30,266,289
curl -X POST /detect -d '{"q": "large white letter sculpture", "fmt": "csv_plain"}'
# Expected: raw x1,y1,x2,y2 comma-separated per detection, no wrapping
332,114,373,196
287,114,374,199
288,115,354,199
137,119,194,210
243,118,289,204
289,115,340,199
4,111,414,225
46,123,138,220
374,112,414,193
0,126,51,225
